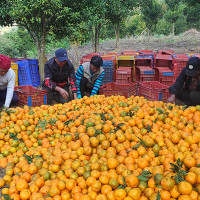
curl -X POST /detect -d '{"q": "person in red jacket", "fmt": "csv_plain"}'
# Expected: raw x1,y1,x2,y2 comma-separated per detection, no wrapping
43,48,77,105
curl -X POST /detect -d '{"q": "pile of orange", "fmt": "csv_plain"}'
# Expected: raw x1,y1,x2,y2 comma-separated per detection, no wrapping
0,94,200,200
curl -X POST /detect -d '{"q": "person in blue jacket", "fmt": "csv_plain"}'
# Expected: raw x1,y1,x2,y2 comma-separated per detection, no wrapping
76,56,105,98
167,57,200,106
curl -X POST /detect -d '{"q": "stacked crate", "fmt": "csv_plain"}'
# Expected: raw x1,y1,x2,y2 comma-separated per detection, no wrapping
11,63,18,86
135,67,154,82
154,54,173,69
101,55,117,81
15,59,40,87
116,67,133,84
154,67,174,86
172,54,190,79
138,81,170,102
80,52,104,65
101,60,114,86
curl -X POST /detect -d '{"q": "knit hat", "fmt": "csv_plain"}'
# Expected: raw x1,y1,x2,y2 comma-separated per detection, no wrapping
0,54,11,70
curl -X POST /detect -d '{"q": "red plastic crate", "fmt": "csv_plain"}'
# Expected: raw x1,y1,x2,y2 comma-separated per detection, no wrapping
80,52,104,64
135,57,152,68
99,82,138,98
158,50,174,55
154,54,173,69
15,85,47,107
104,52,122,56
172,54,190,79
116,67,133,84
154,67,174,86
139,81,170,102
101,55,117,81
138,50,155,55
122,50,138,56
135,66,154,82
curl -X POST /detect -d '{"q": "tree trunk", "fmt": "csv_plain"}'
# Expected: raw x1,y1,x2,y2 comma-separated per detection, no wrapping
94,24,101,52
172,22,175,35
91,26,95,52
37,33,46,84
114,24,120,50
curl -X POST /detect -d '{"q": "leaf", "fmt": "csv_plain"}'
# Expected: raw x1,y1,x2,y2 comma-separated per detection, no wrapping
156,108,164,114
168,105,173,110
131,144,140,149
81,118,85,125
2,194,13,200
64,119,72,125
156,190,161,200
137,176,149,181
46,191,52,197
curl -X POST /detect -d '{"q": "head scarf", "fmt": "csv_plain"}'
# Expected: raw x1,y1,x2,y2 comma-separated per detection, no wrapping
0,54,11,70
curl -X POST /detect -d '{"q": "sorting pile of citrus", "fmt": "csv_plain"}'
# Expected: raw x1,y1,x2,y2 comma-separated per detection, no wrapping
0,95,200,200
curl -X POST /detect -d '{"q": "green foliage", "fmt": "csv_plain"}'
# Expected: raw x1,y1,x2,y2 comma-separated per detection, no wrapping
140,0,163,34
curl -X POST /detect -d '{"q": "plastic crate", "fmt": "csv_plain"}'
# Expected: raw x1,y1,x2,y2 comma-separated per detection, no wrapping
135,55,153,68
28,59,40,87
191,54,200,59
15,85,47,107
154,54,173,69
11,63,18,86
105,52,122,56
154,67,174,86
99,82,138,98
138,50,155,55
139,81,170,102
101,60,113,85
80,52,104,64
101,55,117,81
15,59,40,87
122,50,139,56
172,54,190,79
116,67,133,84
158,50,174,55
116,56,135,69
135,66,154,82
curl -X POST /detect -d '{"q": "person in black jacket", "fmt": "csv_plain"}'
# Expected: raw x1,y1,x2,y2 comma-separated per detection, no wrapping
43,48,77,105
168,57,200,106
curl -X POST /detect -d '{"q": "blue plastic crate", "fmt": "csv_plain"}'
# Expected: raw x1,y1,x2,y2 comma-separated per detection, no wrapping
101,60,113,85
15,59,40,87
28,59,40,87
15,60,32,86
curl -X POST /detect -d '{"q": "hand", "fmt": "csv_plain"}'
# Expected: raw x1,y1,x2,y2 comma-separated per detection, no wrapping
167,94,175,104
58,88,69,99
74,93,78,100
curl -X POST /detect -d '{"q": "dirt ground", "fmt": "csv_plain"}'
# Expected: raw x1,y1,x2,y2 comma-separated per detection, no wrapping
67,29,200,70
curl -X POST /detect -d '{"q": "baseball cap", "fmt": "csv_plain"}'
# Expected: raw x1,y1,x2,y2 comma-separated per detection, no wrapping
55,48,69,62
185,57,200,76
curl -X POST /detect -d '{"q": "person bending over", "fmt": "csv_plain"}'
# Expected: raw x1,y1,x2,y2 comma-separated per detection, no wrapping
43,48,77,105
76,56,105,98
0,55,18,108
168,57,200,106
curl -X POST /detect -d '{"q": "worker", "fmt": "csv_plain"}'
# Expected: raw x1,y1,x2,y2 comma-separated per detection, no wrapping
76,55,105,98
43,48,77,105
168,57,200,106
0,54,18,108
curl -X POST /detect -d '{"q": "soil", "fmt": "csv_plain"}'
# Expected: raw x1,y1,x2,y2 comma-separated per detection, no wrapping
66,29,200,70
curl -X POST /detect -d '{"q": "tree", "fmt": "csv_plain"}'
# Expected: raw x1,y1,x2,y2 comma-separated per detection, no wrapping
82,0,107,52
140,0,163,35
183,0,200,29
0,0,81,81
165,0,182,35
105,0,137,49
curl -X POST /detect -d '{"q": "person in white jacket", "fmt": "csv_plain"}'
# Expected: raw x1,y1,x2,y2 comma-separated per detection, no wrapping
0,54,18,108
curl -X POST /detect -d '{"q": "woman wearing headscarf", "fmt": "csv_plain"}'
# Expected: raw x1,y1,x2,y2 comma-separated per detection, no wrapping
0,54,18,108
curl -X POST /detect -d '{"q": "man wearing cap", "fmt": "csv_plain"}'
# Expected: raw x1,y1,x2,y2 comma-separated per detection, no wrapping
0,54,18,108
168,57,200,106
43,48,77,105
76,56,105,98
